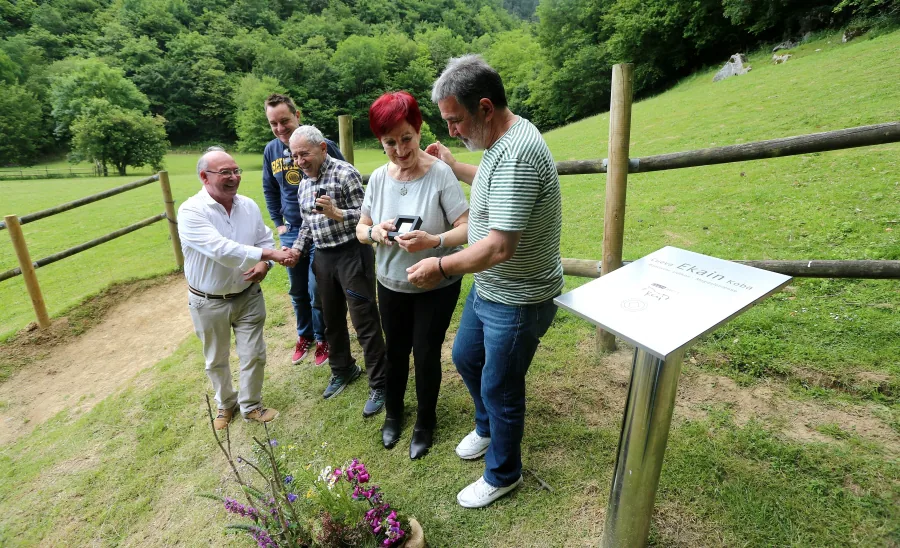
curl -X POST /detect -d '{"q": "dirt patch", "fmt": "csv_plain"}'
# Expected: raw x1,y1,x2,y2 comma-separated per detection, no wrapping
0,276,193,445
576,343,900,455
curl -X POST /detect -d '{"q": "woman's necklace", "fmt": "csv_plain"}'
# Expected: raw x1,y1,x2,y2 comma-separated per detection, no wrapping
395,166,417,195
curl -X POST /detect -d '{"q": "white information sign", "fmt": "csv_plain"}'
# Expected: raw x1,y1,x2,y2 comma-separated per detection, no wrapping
555,246,791,359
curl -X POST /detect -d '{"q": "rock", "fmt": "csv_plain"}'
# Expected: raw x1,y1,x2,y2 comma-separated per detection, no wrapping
772,40,798,52
842,27,866,42
772,53,792,64
713,54,752,82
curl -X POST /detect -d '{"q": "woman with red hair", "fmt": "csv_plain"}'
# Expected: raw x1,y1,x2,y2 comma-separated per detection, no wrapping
356,91,469,460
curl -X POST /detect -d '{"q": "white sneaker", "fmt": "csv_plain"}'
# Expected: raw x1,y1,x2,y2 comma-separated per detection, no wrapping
457,475,523,508
455,429,490,459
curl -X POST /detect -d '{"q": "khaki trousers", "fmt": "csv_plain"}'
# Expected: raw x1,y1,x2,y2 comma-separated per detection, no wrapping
188,283,267,415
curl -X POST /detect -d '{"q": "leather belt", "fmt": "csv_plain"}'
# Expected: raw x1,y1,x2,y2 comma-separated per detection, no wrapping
188,283,253,300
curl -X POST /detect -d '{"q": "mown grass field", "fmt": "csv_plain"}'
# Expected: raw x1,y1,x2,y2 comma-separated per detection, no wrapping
0,30,898,546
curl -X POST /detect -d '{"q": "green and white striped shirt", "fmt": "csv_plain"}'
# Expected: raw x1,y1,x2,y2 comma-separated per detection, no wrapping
469,117,564,305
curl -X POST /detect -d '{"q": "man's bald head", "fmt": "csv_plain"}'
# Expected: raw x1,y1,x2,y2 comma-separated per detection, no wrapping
197,146,230,178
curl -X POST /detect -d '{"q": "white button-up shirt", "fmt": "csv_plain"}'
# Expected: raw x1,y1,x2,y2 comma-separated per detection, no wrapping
178,188,275,295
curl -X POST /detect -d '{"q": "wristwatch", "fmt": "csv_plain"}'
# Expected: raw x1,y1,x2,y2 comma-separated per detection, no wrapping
367,225,375,243
265,260,275,270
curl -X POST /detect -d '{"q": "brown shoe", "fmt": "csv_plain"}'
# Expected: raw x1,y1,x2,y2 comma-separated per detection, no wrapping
244,407,279,424
214,406,237,430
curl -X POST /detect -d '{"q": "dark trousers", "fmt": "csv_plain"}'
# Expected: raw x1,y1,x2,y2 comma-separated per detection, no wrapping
313,241,386,389
377,280,461,429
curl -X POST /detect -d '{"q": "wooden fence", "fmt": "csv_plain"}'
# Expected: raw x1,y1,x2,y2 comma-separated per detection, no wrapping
1,172,183,328
0,166,101,180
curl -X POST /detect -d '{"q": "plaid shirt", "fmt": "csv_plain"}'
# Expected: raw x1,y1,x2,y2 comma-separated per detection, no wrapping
292,155,364,256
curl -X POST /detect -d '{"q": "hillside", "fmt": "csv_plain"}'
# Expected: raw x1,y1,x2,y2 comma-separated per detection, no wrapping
0,29,898,547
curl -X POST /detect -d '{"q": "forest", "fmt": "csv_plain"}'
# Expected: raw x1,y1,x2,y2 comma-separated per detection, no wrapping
0,0,896,166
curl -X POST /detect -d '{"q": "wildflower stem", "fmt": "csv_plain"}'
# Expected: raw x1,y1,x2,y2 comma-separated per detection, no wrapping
253,434,300,545
205,394,256,512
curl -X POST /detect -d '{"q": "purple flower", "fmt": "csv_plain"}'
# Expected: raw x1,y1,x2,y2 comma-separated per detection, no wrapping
269,439,278,447
236,457,243,463
284,475,293,484
287,493,298,503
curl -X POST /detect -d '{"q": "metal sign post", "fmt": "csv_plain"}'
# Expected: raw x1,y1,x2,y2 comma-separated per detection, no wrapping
555,246,791,547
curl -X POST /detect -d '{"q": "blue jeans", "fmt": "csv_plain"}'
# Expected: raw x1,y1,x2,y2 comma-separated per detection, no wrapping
283,226,325,341
452,287,557,488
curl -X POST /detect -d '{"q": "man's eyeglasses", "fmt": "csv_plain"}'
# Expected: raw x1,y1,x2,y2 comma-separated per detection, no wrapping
205,168,243,177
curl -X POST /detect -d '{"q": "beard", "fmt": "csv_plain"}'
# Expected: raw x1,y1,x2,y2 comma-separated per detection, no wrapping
460,117,489,151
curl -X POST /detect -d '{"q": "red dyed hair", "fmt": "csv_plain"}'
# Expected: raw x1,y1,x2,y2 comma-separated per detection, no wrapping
368,91,423,139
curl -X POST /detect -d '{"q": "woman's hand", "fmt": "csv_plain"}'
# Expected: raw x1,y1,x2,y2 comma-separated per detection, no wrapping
396,230,439,253
373,220,396,246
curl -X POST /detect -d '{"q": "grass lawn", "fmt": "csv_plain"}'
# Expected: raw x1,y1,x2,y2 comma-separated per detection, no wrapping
0,29,898,546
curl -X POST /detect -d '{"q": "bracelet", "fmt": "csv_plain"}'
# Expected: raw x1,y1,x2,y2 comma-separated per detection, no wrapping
434,233,444,249
438,256,451,280
367,225,375,243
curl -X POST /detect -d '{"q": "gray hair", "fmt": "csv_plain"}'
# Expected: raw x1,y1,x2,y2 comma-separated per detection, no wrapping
197,146,227,177
289,125,325,146
431,54,508,114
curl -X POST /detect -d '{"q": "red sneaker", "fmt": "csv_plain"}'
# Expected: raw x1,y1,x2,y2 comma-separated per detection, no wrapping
292,336,312,364
314,341,329,367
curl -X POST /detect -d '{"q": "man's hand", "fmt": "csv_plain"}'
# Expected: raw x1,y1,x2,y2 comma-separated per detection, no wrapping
424,141,455,167
276,225,288,235
397,230,439,253
243,261,270,282
407,257,443,290
270,247,297,267
281,247,301,267
373,220,395,246
314,195,342,221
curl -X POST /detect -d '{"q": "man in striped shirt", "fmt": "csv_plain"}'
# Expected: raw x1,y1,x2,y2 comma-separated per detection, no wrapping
408,55,564,508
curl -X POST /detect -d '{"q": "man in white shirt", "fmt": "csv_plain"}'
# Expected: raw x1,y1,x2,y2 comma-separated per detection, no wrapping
178,147,295,430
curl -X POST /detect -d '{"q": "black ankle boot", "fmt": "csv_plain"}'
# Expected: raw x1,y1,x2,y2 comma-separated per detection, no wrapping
409,428,434,460
382,417,402,449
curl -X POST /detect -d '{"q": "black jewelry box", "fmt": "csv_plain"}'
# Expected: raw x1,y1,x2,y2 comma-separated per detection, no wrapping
387,215,423,241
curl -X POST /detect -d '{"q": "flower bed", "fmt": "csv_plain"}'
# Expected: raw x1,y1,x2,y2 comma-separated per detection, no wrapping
202,396,421,547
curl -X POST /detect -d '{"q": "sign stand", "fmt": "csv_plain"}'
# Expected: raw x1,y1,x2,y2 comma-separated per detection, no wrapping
554,246,791,547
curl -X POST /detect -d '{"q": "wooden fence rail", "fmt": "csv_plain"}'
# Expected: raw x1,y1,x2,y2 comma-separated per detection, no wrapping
562,258,900,279
555,121,900,176
0,174,160,231
0,213,167,283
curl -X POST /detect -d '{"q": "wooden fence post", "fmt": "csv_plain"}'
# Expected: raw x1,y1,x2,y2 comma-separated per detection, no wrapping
598,63,634,352
158,171,184,269
4,215,51,329
338,115,355,166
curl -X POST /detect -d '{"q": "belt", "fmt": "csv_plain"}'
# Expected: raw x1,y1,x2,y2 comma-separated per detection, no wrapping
188,283,253,300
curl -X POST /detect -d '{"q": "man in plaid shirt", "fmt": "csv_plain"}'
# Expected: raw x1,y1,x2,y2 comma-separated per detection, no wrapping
285,125,387,417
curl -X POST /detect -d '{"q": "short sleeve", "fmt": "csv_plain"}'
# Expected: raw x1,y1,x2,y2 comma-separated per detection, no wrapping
436,163,469,224
487,158,542,232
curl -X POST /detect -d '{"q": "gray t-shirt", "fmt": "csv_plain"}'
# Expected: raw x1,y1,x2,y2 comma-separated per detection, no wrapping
362,160,469,293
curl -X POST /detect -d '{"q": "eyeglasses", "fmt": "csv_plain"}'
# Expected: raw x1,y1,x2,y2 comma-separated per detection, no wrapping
205,168,243,177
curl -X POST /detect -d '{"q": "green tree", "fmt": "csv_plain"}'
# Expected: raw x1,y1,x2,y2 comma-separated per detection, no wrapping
49,58,150,140
70,98,168,176
233,73,286,152
0,84,42,166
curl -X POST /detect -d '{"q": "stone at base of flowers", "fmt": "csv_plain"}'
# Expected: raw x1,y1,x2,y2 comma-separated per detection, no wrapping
398,518,425,548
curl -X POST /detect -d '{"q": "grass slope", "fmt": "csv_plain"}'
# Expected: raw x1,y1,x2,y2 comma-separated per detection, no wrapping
0,30,899,546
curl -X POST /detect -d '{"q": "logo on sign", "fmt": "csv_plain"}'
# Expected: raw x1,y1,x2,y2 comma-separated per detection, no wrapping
620,298,647,312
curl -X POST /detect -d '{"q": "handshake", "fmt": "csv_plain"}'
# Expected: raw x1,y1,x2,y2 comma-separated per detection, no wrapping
266,247,301,268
